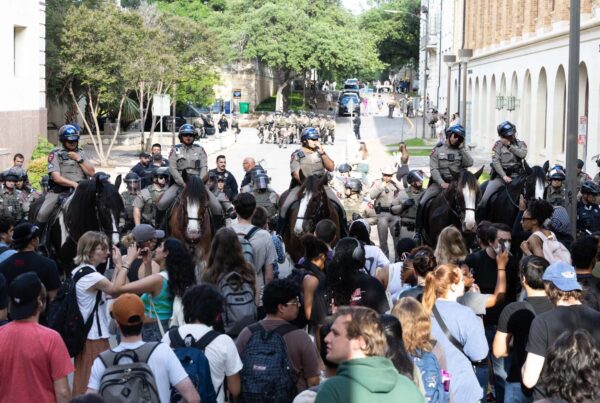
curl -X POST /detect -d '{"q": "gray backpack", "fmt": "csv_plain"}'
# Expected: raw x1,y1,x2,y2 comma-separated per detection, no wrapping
217,271,257,337
98,342,161,403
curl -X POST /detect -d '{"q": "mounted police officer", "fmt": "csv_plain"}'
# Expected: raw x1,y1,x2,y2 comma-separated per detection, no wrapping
544,165,566,207
36,124,95,228
0,168,26,221
414,124,473,242
120,172,141,232
133,167,168,227
369,165,401,258
391,169,425,239
157,123,223,220
290,127,335,187
577,181,600,235
478,121,527,213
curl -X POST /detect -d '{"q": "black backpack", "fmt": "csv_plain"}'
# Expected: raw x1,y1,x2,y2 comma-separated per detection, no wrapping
46,266,102,357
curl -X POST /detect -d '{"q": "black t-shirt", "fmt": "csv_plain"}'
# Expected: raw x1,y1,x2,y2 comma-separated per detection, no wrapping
350,271,389,314
577,273,600,311
465,249,519,325
0,251,61,292
526,304,600,400
0,272,7,310
497,296,554,383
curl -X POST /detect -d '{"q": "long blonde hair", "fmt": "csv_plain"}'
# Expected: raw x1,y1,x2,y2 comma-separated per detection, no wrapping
392,297,433,355
434,226,467,265
422,264,462,314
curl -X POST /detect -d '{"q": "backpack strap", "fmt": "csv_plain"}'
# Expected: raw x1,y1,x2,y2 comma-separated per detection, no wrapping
134,341,161,364
245,226,260,241
273,323,298,337
195,330,221,351
73,266,103,337
432,304,470,359
169,328,185,348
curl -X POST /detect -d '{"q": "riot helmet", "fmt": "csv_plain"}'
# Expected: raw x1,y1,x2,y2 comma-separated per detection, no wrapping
445,124,466,141
581,180,600,196
497,121,516,138
124,172,141,191
345,178,363,194
301,127,319,144
58,124,80,143
547,166,566,181
407,170,425,186
253,173,270,191
337,163,352,174
178,123,197,142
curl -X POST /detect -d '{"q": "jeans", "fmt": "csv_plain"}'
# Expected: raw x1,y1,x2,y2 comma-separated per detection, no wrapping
485,324,508,402
504,382,533,403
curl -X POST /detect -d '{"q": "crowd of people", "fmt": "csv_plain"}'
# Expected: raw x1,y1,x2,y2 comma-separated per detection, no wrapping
2,112,600,403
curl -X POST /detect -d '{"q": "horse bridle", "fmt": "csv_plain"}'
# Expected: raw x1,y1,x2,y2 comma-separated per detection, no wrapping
296,196,325,231
94,196,120,239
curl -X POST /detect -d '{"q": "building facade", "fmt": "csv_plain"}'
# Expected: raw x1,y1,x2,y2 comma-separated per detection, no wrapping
454,0,600,168
0,0,47,169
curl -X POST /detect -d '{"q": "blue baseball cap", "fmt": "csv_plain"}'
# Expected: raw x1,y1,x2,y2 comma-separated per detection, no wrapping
542,261,582,292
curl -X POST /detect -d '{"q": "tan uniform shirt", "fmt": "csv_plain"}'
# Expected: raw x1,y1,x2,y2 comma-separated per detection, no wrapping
491,139,527,177
369,179,400,208
430,143,474,185
168,143,208,186
290,148,326,179
47,146,89,184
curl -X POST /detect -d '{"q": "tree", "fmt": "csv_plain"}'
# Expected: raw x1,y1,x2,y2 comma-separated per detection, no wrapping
60,3,145,166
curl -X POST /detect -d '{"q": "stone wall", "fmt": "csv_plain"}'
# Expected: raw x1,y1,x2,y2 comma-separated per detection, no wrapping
0,108,47,169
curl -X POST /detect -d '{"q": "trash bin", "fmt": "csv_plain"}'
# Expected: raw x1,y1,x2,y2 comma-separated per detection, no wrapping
239,102,250,114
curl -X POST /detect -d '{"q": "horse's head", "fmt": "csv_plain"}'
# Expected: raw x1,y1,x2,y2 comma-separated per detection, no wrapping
294,174,328,236
454,167,483,233
181,175,208,241
524,165,546,201
94,174,124,245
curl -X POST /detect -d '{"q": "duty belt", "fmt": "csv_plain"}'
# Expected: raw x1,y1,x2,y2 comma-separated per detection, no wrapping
378,207,391,213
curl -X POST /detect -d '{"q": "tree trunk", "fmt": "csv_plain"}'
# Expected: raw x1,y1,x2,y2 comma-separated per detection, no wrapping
68,84,101,161
106,93,127,160
139,81,145,150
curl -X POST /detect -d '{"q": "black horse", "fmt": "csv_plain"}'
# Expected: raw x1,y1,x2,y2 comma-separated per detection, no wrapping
480,164,546,228
30,174,124,275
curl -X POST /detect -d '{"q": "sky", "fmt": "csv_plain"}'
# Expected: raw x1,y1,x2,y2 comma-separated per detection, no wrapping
342,0,372,15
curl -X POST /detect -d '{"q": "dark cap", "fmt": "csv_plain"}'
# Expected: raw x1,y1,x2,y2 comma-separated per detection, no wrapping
131,224,164,243
139,152,151,158
9,272,42,320
12,222,40,249
111,293,145,326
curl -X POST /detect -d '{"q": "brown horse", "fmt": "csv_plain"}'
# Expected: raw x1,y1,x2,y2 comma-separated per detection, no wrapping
283,174,341,263
168,174,212,270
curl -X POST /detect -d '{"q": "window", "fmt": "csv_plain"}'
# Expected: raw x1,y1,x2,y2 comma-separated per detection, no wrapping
14,26,26,77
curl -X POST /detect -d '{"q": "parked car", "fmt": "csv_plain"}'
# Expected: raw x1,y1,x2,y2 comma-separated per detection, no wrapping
338,93,360,116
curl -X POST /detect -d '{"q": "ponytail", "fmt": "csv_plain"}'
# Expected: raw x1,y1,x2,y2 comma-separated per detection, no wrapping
422,271,438,314
422,264,462,314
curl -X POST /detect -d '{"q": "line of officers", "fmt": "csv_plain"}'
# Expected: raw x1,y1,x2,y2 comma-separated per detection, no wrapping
256,111,336,146
0,167,46,221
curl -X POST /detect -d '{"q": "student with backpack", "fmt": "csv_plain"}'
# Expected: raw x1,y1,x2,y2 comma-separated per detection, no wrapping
0,215,16,264
520,199,571,264
162,284,243,403
236,279,323,402
201,227,258,336
230,193,277,316
87,293,199,403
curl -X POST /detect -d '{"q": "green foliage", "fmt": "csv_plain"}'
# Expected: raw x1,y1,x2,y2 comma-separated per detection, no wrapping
31,137,56,160
27,158,48,192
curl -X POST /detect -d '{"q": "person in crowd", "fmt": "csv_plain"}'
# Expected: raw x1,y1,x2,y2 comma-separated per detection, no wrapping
434,225,468,265
375,238,416,302
236,279,322,394
398,246,437,301
240,157,258,189
130,152,153,188
391,169,424,240
370,165,401,258
113,237,195,341
544,165,566,207
0,273,73,402
201,227,257,300
576,158,593,184
217,114,229,134
577,181,600,235
251,206,286,279
0,215,16,264
162,284,243,403
570,236,600,311
522,261,600,399
121,224,163,283
119,172,141,232
315,218,337,260
326,237,389,314
208,155,238,201
0,222,61,302
86,293,200,403
230,193,276,311
493,255,553,403
352,141,370,186
12,153,25,168
290,127,335,186
549,205,574,249
520,199,567,261
0,272,6,324
353,114,361,139
0,168,27,221
393,297,446,403
422,264,488,403
316,306,424,402
297,234,329,333
151,143,168,166
379,314,419,384
538,330,600,403
348,219,389,275
133,167,168,227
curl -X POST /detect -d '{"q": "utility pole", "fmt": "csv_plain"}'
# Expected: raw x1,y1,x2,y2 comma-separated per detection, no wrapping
565,0,580,238
421,3,429,139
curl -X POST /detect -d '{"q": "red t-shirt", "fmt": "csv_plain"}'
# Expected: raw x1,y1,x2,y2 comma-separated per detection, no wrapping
0,321,74,402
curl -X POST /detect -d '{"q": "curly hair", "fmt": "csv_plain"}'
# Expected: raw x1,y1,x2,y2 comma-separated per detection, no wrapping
527,199,554,228
411,246,437,278
434,225,467,265
541,329,600,403
326,237,365,307
163,238,196,298
392,297,433,355
202,227,255,287
334,306,387,357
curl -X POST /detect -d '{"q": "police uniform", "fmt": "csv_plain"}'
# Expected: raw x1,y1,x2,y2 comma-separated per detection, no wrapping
37,146,90,223
369,178,401,258
158,143,222,215
208,169,238,201
577,200,600,234
17,187,39,220
480,139,527,207
253,188,279,218
120,190,137,231
420,142,474,208
257,114,267,142
391,186,424,239
290,147,327,181
0,188,25,221
545,185,566,207
133,185,165,227
325,119,336,144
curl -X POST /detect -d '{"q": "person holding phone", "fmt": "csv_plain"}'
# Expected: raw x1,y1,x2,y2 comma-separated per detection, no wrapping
289,127,335,187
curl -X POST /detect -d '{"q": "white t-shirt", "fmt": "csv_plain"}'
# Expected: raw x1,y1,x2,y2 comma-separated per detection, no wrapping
72,264,110,340
162,324,243,403
88,341,189,403
364,245,390,276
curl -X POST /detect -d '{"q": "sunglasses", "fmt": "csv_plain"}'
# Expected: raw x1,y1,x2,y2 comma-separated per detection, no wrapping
181,133,195,137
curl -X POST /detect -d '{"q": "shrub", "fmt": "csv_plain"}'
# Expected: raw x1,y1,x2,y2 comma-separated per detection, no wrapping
31,137,55,160
27,137,55,191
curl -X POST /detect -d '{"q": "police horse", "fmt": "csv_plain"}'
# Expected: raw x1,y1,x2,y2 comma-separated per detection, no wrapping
479,163,546,228
282,174,343,263
422,168,483,248
30,174,123,276
167,173,213,270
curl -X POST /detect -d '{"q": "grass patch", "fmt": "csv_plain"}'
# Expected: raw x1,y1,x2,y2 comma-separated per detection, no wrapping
387,138,427,147
256,92,310,112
